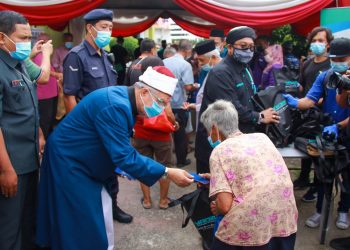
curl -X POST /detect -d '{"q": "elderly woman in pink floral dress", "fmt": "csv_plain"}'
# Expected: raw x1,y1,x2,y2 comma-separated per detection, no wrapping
200,100,298,250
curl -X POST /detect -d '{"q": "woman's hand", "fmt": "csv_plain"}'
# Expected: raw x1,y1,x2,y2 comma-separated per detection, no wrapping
198,173,211,188
210,201,218,215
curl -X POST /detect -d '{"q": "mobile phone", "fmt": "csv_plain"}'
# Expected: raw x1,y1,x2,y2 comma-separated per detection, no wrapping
190,172,209,185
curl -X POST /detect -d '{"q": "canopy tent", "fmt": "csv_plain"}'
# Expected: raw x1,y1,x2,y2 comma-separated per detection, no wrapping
1,0,350,37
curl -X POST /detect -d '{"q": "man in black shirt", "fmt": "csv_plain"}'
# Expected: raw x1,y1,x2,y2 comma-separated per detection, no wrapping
111,37,128,85
125,38,156,86
294,27,334,200
195,26,280,174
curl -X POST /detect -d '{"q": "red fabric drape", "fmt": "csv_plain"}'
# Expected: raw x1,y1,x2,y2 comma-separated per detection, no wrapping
0,0,106,25
340,0,350,6
174,0,334,30
112,18,159,37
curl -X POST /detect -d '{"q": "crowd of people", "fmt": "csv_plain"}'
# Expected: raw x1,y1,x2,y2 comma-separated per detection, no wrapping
0,6,350,250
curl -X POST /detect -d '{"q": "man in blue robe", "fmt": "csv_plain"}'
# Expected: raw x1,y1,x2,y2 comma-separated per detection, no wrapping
36,66,194,250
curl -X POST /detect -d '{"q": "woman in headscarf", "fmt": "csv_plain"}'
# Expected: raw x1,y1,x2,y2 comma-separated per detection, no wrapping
260,44,284,89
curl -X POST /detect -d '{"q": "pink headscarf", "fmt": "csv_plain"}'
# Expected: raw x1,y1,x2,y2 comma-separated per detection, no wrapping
263,44,284,73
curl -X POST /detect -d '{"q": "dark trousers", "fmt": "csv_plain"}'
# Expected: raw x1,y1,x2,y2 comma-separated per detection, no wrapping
210,233,296,250
105,175,119,206
0,170,38,250
298,158,313,182
196,157,210,174
316,185,350,214
173,109,188,164
39,96,58,139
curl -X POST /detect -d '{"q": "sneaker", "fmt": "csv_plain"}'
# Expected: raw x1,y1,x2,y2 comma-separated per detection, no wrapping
301,187,317,202
293,177,310,189
305,212,321,228
336,212,350,230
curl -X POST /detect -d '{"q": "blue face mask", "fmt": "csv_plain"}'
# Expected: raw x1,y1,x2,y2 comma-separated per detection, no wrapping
207,129,221,148
65,42,73,49
331,61,349,73
92,27,111,48
141,90,164,118
233,48,254,64
310,42,326,56
201,63,212,72
10,41,31,61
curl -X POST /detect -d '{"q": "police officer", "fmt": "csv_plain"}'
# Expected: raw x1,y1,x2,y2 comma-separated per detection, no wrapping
195,26,280,175
63,9,133,223
0,10,53,250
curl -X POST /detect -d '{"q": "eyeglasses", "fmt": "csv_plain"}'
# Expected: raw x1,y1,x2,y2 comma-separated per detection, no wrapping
233,43,255,52
149,89,166,108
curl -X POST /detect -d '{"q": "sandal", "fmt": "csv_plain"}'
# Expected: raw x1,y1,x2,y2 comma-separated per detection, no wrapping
141,198,152,209
159,197,174,210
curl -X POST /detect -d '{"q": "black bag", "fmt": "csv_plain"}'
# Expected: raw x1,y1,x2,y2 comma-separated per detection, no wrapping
290,107,334,140
252,85,292,147
313,136,350,194
168,187,215,247
272,66,300,97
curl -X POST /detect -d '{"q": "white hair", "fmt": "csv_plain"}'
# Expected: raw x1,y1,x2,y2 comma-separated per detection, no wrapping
163,47,177,58
200,100,239,137
203,49,220,59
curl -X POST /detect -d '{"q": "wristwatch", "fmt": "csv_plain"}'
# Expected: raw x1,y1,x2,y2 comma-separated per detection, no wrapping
162,167,169,179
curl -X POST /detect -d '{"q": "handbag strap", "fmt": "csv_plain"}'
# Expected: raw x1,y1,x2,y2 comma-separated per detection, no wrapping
181,189,202,228
168,188,202,207
167,188,204,228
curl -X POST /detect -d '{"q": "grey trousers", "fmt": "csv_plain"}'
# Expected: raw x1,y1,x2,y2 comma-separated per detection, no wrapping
0,170,38,250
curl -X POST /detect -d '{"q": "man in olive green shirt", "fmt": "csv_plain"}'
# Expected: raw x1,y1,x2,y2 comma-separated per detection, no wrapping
0,11,52,250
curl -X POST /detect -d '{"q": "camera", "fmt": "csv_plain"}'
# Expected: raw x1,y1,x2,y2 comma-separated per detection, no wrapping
327,72,350,90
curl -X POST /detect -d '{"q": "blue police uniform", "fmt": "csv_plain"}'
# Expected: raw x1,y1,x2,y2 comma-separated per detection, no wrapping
63,40,117,99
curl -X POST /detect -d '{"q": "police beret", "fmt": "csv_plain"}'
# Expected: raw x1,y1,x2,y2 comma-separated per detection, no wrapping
210,29,225,38
194,40,216,55
329,37,350,58
83,9,113,22
226,26,256,45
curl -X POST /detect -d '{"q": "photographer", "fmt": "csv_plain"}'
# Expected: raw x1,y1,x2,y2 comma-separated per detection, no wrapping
284,38,350,230
330,42,350,250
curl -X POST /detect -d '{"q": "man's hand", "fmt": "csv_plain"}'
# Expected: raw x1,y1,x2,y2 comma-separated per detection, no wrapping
30,40,44,58
181,102,196,110
41,40,53,56
39,128,46,160
0,167,18,198
283,94,299,108
167,168,194,187
260,108,280,124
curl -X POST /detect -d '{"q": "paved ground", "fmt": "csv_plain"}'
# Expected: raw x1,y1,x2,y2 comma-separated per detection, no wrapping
115,151,349,250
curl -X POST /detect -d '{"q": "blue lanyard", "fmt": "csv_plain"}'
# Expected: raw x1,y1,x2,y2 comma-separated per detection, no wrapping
245,68,256,94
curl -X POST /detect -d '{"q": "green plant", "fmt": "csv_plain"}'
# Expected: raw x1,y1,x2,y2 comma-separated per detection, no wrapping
271,25,307,58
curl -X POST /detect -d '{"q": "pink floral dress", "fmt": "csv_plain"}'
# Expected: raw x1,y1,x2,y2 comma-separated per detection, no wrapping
209,132,298,246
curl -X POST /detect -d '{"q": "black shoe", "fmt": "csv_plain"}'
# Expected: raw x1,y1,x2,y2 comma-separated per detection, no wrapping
113,206,133,223
293,177,309,189
301,187,318,202
177,159,191,168
330,236,350,250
